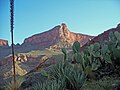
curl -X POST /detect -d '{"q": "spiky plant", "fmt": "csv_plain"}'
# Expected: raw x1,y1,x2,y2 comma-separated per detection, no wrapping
6,76,24,90
10,0,16,89
32,79,65,90
47,62,86,90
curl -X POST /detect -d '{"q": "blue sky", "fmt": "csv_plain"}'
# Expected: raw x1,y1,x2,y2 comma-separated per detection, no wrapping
0,0,120,45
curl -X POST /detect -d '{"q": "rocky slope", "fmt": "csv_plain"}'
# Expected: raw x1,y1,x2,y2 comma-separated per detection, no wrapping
0,49,63,79
91,24,120,42
0,39,8,46
22,23,94,50
0,23,94,59
82,24,120,48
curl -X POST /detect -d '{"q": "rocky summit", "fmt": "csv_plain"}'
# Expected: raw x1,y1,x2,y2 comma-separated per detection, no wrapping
22,23,94,50
0,23,94,59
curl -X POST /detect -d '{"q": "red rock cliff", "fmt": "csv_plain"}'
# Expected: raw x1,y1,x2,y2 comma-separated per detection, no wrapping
23,23,94,50
0,39,8,46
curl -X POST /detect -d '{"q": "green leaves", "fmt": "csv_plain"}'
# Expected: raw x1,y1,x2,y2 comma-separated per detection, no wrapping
91,63,98,71
33,79,65,90
93,43,100,51
114,31,120,42
109,32,116,42
32,31,120,90
65,71,86,90
101,44,109,55
112,48,120,58
61,48,67,61
40,70,49,77
47,62,86,90
61,48,66,54
72,41,80,53
103,54,112,64
74,53,83,63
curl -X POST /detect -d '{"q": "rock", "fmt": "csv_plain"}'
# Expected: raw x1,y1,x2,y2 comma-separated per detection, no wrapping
1,23,120,59
0,23,94,59
22,23,94,51
0,39,8,46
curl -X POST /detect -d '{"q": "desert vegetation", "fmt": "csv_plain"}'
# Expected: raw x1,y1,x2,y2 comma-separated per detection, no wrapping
0,31,120,90
0,0,120,90
23,31,120,90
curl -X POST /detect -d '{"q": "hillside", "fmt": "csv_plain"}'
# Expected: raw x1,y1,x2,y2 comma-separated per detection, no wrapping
0,23,94,60
22,23,94,50
0,23,120,89
82,24,120,48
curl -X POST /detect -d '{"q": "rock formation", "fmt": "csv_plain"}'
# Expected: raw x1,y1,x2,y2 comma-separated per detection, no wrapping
0,39,8,46
1,23,120,59
0,23,94,59
22,23,94,50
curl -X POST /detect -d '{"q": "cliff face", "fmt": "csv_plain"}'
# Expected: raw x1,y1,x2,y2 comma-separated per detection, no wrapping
22,25,61,50
0,23,94,59
1,23,120,54
0,39,9,59
0,39,8,46
22,23,94,50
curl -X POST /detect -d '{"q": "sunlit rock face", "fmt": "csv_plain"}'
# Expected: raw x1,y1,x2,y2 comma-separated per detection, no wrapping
0,23,94,59
0,39,8,46
0,39,10,60
23,23,94,50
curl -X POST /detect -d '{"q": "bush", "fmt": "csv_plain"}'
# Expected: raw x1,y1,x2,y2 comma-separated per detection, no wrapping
33,62,86,90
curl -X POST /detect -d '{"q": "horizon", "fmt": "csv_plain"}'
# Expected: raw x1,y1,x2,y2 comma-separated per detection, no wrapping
0,23,119,45
0,0,120,44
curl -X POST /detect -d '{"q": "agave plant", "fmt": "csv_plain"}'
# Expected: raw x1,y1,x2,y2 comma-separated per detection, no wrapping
47,62,86,90
48,62,72,80
6,76,24,90
65,67,86,90
32,79,65,90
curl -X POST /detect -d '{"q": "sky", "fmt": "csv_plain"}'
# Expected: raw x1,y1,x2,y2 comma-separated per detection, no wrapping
0,0,120,45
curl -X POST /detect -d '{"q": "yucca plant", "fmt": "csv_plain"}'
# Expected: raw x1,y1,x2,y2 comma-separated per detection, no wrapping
6,76,24,90
65,66,86,90
32,61,86,90
32,79,65,90
10,0,16,89
48,62,70,79
47,62,86,90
